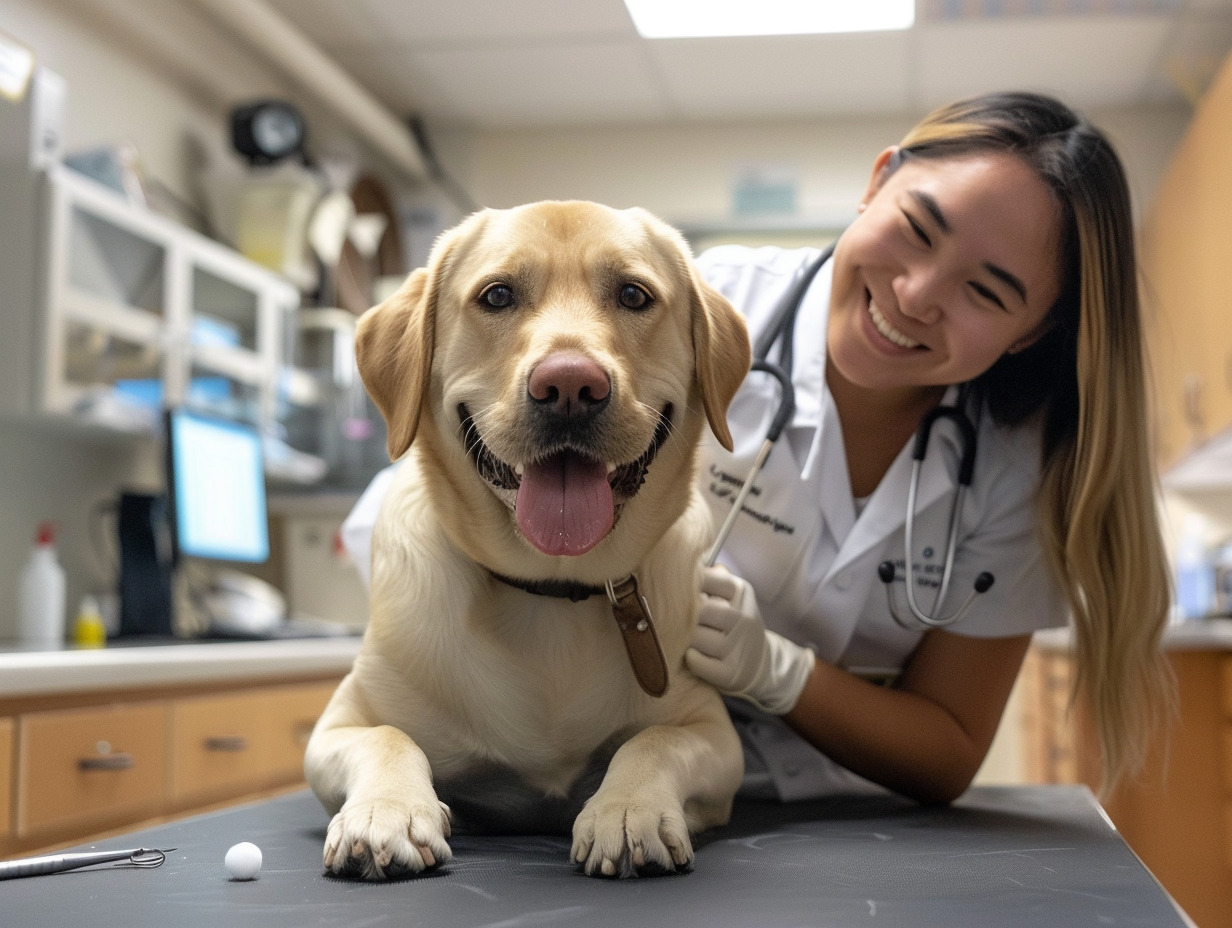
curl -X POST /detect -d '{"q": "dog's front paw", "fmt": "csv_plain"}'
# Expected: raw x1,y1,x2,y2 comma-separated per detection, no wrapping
323,797,453,880
571,793,693,878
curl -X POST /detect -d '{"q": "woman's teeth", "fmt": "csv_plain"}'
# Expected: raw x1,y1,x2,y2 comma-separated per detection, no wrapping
868,299,921,349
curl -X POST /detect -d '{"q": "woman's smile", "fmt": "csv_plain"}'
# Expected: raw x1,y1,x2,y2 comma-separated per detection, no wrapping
866,293,922,350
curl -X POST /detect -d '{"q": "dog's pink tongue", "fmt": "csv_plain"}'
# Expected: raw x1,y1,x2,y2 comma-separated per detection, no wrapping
515,452,614,556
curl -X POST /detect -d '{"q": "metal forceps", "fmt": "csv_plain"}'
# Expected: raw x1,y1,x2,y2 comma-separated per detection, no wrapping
0,846,173,880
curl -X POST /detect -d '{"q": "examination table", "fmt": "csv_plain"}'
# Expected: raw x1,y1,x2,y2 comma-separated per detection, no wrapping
0,785,1190,927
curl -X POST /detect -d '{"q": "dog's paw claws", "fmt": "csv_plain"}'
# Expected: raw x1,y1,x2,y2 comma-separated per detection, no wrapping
571,798,693,878
324,798,453,880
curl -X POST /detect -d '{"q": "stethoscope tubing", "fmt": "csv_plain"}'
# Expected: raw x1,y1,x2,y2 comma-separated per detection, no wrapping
705,248,829,567
703,360,795,567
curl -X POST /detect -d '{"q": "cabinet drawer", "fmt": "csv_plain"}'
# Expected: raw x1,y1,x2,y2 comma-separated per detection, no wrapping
261,682,337,780
0,717,12,838
170,682,335,803
1227,801,1232,872
1222,657,1232,718
171,690,274,803
1224,727,1232,795
16,703,168,836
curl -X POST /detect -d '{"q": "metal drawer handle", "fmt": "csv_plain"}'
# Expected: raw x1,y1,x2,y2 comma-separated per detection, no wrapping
78,752,135,771
204,736,249,752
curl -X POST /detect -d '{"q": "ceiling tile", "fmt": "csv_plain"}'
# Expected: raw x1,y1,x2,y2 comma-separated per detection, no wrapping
263,0,384,46
646,32,914,119
215,1,1229,126
916,18,1173,109
346,40,671,125
352,0,638,45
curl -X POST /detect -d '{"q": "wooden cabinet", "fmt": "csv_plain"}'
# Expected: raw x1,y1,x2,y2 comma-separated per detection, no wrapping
16,702,168,838
0,676,340,858
260,681,337,779
1019,649,1077,784
1023,646,1232,928
1223,660,1232,873
170,681,334,806
1142,53,1232,467
0,718,12,839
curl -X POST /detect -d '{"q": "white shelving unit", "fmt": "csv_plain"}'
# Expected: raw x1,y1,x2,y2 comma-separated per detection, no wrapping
0,158,326,482
41,166,290,426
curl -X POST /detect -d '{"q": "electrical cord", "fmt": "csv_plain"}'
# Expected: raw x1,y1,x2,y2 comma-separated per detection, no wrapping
407,116,479,214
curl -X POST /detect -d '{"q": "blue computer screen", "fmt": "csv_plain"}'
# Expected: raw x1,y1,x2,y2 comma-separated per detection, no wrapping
167,409,269,563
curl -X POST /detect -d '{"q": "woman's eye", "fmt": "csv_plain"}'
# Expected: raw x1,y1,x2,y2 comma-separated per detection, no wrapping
479,284,515,309
905,213,931,246
618,283,651,310
969,282,1007,311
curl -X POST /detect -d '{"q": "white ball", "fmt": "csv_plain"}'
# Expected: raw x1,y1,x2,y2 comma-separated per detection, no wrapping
224,841,263,880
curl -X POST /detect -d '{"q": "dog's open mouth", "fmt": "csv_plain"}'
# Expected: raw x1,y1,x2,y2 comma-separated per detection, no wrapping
458,404,673,557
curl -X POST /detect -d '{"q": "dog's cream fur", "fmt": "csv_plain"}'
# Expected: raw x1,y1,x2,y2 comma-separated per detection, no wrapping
304,200,749,879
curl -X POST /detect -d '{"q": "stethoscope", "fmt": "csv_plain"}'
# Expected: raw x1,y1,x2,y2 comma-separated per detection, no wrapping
703,245,995,630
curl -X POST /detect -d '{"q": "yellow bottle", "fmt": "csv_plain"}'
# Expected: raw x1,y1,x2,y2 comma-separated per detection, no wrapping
73,595,107,648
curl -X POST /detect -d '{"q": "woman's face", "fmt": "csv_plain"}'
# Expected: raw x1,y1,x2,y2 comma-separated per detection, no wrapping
827,149,1064,399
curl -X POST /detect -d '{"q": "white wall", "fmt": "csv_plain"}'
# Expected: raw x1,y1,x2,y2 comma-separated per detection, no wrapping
461,103,1191,239
0,423,163,637
2,0,230,205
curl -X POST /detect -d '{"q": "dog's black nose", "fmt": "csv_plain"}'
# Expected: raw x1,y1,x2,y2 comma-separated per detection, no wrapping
528,351,611,420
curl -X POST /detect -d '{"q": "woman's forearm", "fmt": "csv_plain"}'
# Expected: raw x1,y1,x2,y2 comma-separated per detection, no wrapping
782,630,1031,804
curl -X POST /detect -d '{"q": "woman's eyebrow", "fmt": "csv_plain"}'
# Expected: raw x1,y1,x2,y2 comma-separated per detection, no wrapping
984,263,1027,304
910,189,1028,304
909,190,951,233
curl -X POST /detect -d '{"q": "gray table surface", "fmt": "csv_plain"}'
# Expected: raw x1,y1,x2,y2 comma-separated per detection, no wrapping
0,785,1189,927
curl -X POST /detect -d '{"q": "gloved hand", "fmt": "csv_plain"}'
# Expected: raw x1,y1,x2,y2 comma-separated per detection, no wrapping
685,566,815,715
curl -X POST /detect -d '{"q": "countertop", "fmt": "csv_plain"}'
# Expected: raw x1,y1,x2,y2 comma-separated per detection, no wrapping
0,785,1192,927
1034,616,1232,652
0,636,361,699
4,616,1226,700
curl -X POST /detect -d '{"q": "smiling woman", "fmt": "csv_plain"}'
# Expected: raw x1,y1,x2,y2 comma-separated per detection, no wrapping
687,91,1174,805
827,149,1064,403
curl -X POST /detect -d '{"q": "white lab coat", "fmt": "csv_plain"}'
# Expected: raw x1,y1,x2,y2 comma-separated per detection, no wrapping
340,243,1068,802
695,244,1067,799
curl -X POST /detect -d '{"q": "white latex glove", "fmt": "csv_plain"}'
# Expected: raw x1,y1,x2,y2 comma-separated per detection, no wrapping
686,566,815,715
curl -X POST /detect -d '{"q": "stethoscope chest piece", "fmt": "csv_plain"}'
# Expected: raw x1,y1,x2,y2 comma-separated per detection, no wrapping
876,401,995,629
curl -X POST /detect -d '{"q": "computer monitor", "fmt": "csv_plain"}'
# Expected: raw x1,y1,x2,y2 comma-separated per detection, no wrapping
165,408,269,564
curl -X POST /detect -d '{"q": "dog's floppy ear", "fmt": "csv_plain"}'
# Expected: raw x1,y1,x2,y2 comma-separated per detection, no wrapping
355,214,481,459
690,271,751,452
355,266,436,460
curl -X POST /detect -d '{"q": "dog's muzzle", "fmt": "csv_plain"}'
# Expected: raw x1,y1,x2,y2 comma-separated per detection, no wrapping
457,403,673,556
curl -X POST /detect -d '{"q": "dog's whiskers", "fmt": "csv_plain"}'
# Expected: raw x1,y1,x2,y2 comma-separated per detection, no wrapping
457,405,520,491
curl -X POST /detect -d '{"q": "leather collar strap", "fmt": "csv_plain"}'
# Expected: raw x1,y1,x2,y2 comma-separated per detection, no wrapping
604,576,669,698
488,571,669,697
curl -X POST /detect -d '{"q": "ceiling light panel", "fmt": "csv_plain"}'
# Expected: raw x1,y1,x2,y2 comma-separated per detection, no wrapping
623,0,915,38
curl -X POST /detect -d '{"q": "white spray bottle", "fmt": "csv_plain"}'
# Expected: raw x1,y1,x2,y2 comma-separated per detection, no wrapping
18,521,66,647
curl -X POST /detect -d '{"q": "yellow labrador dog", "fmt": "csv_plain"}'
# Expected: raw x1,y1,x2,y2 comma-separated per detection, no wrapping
304,200,749,880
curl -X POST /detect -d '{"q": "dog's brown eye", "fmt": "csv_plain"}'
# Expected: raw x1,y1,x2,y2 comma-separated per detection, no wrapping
479,284,515,309
618,284,651,310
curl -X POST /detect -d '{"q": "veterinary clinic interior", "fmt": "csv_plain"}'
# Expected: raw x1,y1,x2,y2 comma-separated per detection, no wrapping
0,0,1230,923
